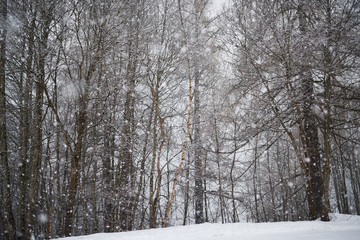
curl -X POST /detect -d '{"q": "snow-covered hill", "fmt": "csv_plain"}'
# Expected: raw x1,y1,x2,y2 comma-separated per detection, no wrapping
60,214,360,240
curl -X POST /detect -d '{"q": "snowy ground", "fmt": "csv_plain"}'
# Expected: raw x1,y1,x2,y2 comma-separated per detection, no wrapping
60,214,360,240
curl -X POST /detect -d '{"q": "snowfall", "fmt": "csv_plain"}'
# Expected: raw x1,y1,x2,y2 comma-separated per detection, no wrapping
60,214,360,240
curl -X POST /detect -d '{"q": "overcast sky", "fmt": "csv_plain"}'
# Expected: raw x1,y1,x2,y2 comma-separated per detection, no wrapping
210,0,229,16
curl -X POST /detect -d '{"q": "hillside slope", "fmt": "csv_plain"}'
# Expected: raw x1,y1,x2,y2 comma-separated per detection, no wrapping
60,214,360,240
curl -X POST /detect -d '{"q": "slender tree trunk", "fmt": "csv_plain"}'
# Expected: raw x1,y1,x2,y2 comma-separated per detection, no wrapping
320,1,333,221
103,123,113,232
118,57,136,232
193,0,204,224
27,5,53,236
55,94,62,237
230,121,237,223
27,69,44,238
266,138,277,222
349,150,360,215
0,0,16,238
214,118,224,224
149,106,158,228
253,137,260,223
204,152,209,222
18,13,35,239
183,152,190,226
81,140,89,235
48,160,53,238
92,156,98,233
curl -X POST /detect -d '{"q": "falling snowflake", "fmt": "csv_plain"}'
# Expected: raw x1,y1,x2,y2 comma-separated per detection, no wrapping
38,213,48,224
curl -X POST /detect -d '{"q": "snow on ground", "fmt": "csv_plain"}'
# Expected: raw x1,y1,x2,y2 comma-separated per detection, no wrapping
60,214,360,240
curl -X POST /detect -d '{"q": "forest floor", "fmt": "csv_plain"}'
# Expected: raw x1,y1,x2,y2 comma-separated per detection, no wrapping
60,214,360,240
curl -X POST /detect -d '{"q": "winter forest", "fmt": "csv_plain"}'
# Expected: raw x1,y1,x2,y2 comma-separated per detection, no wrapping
0,0,359,239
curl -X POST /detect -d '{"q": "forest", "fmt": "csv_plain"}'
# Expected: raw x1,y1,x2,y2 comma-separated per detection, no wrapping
0,0,359,239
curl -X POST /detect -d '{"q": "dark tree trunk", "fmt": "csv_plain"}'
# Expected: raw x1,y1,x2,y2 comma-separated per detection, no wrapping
27,5,53,236
0,0,16,238
18,8,36,240
297,1,328,221
103,124,114,232
118,50,137,231
64,93,88,236
302,75,324,220
193,0,204,225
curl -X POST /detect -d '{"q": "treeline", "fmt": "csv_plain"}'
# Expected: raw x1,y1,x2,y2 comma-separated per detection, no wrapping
0,0,359,239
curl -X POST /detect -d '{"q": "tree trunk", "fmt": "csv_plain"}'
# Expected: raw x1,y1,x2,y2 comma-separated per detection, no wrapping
131,101,153,230
230,121,237,223
183,152,190,226
64,94,88,236
18,12,36,240
149,100,158,228
118,51,137,232
27,71,44,238
253,137,260,223
297,1,327,221
193,0,204,225
103,124,114,232
214,118,224,224
204,152,209,222
27,4,53,236
0,0,16,238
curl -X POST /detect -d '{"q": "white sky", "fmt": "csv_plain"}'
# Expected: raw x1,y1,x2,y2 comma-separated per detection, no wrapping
210,0,230,16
